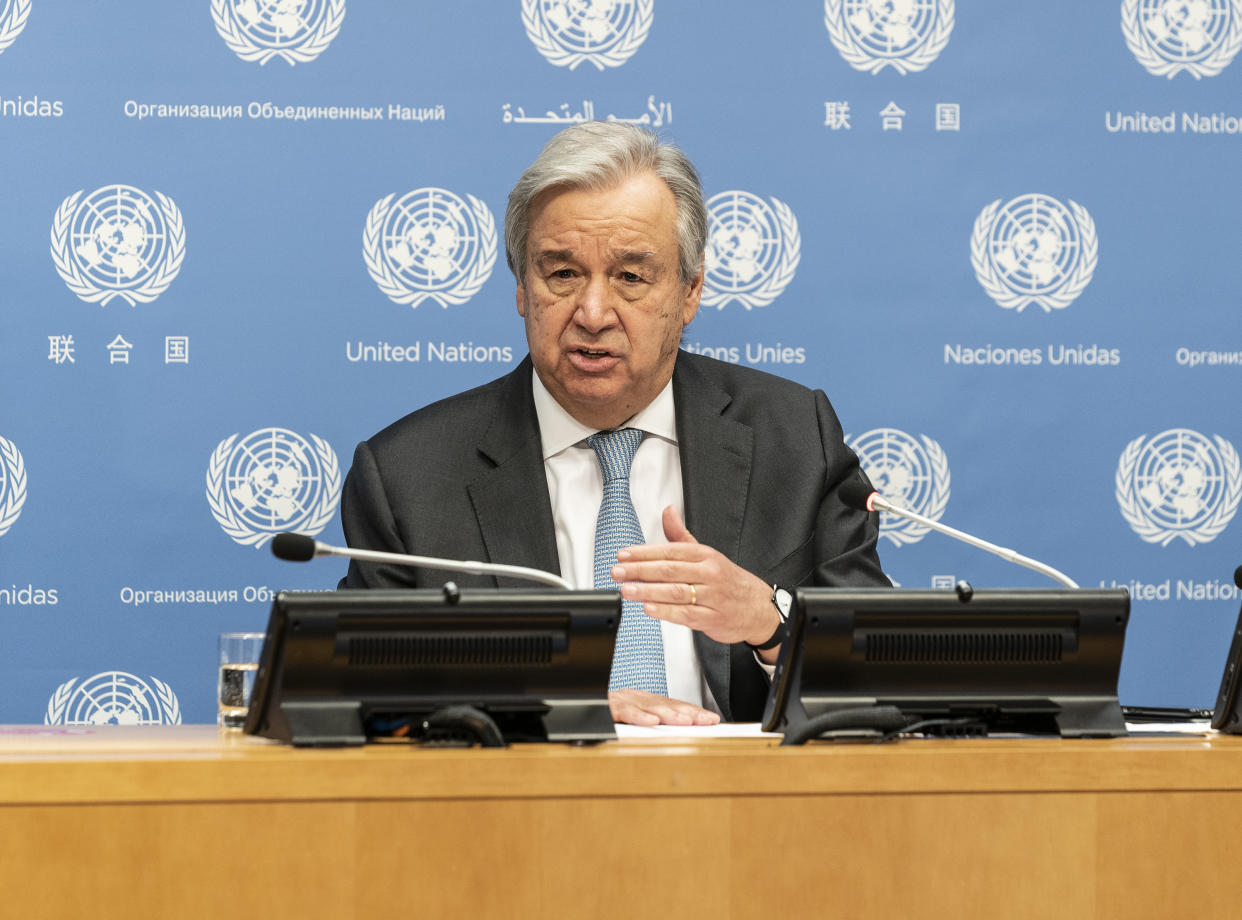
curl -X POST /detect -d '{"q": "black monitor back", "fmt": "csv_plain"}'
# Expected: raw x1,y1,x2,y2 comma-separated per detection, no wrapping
763,587,1131,738
245,589,620,746
1211,584,1242,732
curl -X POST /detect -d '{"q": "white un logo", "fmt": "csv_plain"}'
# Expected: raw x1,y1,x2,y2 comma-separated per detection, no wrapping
45,672,182,726
824,0,954,74
50,185,186,307
522,0,653,70
847,428,950,546
212,0,345,65
971,194,1098,313
1122,0,1242,79
1116,428,1241,546
702,191,801,311
206,428,341,548
0,0,30,56
363,187,497,308
0,435,28,539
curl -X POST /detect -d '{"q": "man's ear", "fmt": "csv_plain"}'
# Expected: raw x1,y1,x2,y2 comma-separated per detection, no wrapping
681,260,704,327
516,282,527,318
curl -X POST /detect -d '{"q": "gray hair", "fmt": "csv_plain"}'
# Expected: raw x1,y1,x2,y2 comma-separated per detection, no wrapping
504,121,708,286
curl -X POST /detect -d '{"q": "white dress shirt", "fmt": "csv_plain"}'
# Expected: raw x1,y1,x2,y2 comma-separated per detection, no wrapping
530,373,717,713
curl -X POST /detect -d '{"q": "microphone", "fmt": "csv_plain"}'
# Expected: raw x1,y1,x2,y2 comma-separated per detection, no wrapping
271,532,573,590
1235,566,1242,590
839,479,1079,589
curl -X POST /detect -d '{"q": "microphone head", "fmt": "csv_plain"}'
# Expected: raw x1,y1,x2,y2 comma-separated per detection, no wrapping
271,532,317,562
839,478,876,513
1235,565,1242,591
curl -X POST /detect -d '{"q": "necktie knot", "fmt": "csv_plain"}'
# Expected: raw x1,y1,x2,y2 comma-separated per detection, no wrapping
587,428,644,482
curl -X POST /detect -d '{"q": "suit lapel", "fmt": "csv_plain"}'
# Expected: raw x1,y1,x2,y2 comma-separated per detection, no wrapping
466,358,562,583
673,355,755,719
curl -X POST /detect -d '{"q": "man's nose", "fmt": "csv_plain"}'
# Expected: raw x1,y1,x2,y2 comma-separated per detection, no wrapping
573,275,619,332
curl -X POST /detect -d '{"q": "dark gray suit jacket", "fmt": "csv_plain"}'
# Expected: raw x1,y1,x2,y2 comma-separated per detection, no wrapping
338,350,888,721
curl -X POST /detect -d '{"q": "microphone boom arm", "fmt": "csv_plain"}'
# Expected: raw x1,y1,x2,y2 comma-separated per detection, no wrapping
869,494,1079,589
311,541,574,591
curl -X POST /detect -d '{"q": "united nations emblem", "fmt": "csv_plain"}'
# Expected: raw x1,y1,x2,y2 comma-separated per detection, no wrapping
50,185,186,307
0,0,30,57
206,428,341,548
1115,428,1241,546
824,0,954,74
0,435,27,539
363,188,497,309
211,0,345,66
521,0,653,70
45,672,182,726
1122,0,1242,79
847,428,951,546
971,194,1098,313
702,191,801,311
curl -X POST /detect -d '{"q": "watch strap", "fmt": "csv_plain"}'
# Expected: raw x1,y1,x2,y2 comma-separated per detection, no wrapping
748,585,790,651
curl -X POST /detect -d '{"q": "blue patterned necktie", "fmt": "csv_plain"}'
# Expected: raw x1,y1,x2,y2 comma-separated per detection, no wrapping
587,427,667,696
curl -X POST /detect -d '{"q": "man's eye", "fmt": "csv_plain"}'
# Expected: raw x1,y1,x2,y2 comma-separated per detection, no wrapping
551,269,575,280
619,272,643,283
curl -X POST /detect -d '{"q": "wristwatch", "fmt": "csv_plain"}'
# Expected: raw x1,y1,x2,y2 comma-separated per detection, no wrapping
749,585,792,651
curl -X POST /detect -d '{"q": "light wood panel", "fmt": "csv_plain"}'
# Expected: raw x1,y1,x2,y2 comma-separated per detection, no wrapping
0,726,1238,919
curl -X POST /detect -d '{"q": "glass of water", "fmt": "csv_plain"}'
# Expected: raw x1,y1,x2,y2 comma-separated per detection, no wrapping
218,632,264,730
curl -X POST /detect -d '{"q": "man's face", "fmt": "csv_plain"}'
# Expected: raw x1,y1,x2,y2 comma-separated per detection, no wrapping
516,171,702,431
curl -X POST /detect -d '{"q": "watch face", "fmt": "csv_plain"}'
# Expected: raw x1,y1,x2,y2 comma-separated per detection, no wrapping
773,587,793,619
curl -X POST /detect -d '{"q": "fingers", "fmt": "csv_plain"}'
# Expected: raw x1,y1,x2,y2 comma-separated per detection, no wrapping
616,541,706,564
607,505,773,646
610,548,722,610
611,558,703,591
614,557,774,646
608,689,721,727
619,579,698,610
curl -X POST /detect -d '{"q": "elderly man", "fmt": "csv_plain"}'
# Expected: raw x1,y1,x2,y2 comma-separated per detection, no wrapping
339,122,888,725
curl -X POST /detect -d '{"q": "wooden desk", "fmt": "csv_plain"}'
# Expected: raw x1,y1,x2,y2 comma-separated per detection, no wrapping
0,725,1235,919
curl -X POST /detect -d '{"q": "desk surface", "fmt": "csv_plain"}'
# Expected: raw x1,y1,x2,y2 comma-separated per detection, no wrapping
0,723,1232,804
0,726,1237,920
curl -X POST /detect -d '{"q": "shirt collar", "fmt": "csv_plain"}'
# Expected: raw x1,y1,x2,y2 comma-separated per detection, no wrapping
531,371,678,460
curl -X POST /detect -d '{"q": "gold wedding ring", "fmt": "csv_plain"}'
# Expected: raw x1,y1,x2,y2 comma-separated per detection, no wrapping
688,584,697,606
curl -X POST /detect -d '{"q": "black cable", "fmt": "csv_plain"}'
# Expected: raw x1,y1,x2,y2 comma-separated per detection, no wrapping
781,708,991,745
780,706,919,745
877,717,987,743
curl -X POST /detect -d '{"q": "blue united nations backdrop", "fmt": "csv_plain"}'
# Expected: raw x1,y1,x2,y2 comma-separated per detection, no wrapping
2,1,1240,723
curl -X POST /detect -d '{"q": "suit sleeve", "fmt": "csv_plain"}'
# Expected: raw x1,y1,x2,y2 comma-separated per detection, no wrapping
810,389,890,588
337,440,417,589
721,385,889,722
